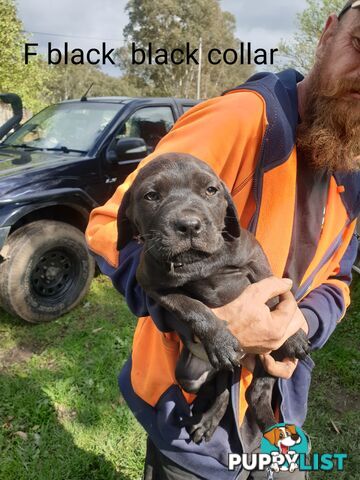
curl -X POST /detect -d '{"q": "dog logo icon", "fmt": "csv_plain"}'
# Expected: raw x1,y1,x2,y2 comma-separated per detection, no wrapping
261,423,308,473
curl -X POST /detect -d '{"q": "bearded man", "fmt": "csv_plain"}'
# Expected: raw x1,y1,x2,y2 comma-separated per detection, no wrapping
85,1,360,479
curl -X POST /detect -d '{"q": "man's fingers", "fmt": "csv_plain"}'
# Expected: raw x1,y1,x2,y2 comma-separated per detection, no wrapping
251,277,293,303
282,308,310,341
271,290,298,324
260,354,298,379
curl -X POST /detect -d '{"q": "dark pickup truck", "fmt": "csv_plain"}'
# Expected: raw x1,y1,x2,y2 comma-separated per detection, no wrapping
0,93,199,322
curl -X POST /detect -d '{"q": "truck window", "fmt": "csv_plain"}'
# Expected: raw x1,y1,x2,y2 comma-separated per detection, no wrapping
3,102,123,153
180,103,200,114
117,106,175,152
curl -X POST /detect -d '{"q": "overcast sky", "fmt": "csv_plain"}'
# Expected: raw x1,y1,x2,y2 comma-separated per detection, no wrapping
17,0,310,76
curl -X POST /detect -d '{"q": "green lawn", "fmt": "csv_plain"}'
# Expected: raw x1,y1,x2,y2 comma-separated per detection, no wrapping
0,275,359,479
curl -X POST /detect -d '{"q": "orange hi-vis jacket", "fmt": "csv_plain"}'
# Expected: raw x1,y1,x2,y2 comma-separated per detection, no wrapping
86,70,359,479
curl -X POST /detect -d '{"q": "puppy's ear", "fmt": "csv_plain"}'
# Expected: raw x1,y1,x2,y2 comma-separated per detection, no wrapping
117,187,136,250
221,181,241,239
263,428,277,446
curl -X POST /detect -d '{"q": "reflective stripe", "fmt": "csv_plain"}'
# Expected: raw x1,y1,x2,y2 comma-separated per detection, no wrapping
295,228,346,301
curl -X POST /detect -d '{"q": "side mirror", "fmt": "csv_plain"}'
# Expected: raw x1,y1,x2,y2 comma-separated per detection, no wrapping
106,137,148,163
0,93,23,140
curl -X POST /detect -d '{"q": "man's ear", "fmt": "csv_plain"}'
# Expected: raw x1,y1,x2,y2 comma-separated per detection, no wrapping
117,187,136,250
263,428,277,446
221,181,241,239
316,14,339,59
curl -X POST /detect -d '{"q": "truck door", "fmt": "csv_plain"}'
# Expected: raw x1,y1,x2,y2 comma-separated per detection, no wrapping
103,104,176,196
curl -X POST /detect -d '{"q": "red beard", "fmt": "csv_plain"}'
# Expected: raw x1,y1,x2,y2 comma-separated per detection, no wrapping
297,67,360,173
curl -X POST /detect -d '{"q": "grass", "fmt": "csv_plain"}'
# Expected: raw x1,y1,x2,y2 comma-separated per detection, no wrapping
0,276,145,480
303,278,360,479
0,275,359,479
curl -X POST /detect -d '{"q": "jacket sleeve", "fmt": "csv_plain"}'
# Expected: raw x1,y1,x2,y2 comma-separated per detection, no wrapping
93,240,177,332
299,224,358,350
93,240,148,318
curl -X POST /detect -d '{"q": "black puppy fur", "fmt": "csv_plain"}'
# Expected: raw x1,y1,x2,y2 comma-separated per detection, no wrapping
117,153,310,442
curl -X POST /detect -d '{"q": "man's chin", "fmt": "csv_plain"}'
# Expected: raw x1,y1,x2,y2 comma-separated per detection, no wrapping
297,92,360,172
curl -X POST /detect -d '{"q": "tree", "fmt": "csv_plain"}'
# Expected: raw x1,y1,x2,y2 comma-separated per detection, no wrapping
44,62,140,104
118,0,255,99
278,0,343,73
0,0,54,112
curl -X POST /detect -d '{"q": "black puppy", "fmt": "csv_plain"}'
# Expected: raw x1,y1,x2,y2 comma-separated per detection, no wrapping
117,152,309,443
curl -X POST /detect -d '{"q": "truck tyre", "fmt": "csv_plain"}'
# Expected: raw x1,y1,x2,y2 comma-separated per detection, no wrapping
0,220,95,323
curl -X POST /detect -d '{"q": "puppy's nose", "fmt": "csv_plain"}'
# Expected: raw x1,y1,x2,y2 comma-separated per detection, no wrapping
174,216,202,236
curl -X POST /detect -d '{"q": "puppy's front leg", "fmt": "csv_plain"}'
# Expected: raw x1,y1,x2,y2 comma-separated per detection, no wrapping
148,290,244,371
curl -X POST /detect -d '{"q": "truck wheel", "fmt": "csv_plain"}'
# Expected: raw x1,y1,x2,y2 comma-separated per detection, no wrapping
0,221,95,323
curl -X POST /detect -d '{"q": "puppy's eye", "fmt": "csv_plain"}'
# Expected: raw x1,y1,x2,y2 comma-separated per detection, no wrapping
144,191,160,201
279,432,284,439
206,186,218,196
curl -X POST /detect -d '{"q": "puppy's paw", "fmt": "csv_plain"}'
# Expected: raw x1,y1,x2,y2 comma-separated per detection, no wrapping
181,413,220,444
204,326,243,370
279,329,310,360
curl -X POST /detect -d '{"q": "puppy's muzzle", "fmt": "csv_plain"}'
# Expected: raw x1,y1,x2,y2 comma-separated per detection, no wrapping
173,215,203,238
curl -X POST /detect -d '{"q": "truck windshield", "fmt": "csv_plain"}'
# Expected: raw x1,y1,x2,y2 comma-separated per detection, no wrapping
2,102,123,153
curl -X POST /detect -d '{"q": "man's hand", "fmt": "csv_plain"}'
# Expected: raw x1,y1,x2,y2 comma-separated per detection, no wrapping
240,354,299,380
259,355,298,380
212,276,307,354
259,307,309,378
212,277,310,378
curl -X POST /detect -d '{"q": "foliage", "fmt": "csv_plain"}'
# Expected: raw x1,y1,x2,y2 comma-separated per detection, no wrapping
44,63,140,104
118,0,255,98
278,0,344,73
0,0,140,114
0,0,54,112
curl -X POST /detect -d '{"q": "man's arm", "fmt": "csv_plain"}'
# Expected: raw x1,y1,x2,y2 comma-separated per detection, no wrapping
93,240,149,318
299,225,358,350
214,223,358,378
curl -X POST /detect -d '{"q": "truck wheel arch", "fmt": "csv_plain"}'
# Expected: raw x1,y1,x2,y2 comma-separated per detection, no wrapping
9,203,90,234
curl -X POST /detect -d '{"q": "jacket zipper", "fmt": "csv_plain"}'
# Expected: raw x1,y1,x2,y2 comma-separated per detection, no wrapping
231,128,268,462
247,124,268,234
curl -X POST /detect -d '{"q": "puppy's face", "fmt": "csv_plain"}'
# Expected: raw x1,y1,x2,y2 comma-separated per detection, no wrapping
117,153,240,267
